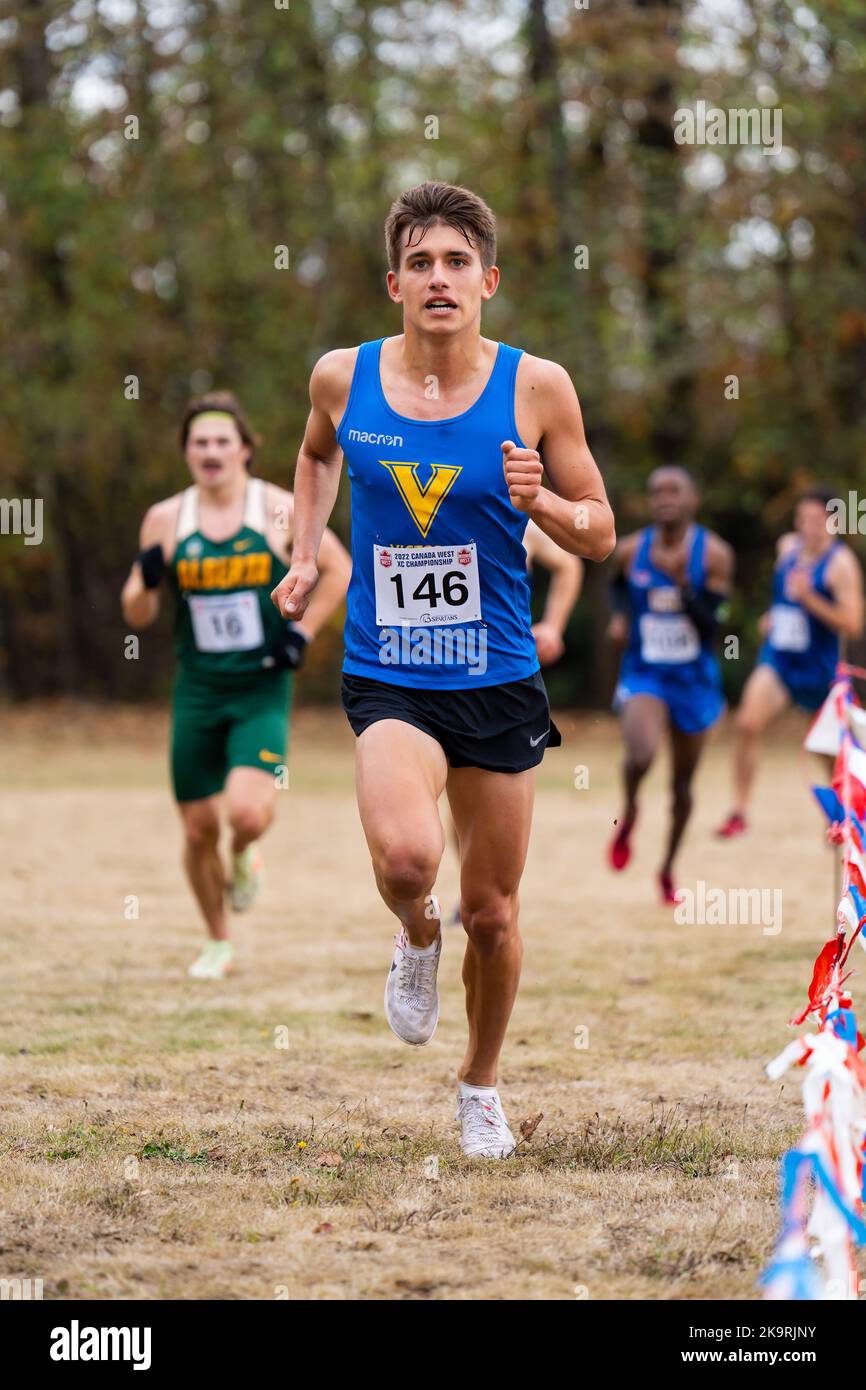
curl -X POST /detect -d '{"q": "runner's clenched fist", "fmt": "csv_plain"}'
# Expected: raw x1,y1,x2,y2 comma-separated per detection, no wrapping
501,439,543,512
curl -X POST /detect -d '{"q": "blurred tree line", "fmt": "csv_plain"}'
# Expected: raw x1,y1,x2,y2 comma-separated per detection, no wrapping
1,0,864,706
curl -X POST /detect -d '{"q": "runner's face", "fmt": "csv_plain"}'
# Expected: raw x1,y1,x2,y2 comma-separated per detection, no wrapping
185,415,250,489
795,499,830,547
648,472,694,526
386,223,498,334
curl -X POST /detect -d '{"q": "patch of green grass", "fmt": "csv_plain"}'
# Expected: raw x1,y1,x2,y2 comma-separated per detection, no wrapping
44,1123,118,1162
140,1139,212,1165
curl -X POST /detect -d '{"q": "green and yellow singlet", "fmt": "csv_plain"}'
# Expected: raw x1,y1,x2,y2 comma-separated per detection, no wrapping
169,478,288,681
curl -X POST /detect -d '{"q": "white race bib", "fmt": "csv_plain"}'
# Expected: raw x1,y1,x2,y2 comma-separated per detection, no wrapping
189,591,265,652
769,603,809,653
639,613,700,664
374,543,482,627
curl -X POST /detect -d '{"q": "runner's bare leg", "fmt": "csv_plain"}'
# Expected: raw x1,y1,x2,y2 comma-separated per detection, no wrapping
730,664,790,816
447,765,535,1086
354,718,446,947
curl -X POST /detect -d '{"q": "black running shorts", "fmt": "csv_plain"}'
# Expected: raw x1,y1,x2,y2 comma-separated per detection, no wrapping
340,671,562,773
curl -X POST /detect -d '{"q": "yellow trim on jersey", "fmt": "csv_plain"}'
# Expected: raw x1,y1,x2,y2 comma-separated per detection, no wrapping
379,460,461,539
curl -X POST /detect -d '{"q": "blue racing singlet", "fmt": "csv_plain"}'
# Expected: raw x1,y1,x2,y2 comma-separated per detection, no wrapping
758,540,840,708
622,525,720,682
615,524,723,733
336,337,540,689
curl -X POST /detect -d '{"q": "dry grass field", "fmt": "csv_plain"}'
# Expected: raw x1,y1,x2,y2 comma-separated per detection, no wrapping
0,700,854,1300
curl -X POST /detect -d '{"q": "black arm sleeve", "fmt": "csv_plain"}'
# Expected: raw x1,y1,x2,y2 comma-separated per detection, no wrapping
681,586,727,641
264,623,309,672
609,570,630,616
138,544,165,589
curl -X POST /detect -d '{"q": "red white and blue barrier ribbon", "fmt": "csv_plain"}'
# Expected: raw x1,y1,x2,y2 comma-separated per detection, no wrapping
762,670,866,1300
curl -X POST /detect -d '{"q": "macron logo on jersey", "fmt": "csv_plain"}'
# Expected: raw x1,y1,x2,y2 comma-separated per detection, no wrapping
347,427,404,447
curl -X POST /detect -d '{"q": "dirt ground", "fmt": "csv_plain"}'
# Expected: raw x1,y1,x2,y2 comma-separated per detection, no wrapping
0,700,852,1300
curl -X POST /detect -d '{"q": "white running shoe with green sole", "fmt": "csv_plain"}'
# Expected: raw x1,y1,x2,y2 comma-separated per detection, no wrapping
187,940,235,980
230,844,262,912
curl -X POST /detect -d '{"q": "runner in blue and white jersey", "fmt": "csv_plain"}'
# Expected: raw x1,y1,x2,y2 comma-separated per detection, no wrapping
717,487,864,838
271,181,615,1158
608,467,733,903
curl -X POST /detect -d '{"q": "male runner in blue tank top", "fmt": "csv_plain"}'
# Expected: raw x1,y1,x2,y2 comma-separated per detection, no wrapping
271,181,615,1159
717,487,864,838
607,467,733,903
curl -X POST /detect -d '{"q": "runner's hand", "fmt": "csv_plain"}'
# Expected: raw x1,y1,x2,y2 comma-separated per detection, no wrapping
785,567,810,603
271,561,319,621
268,623,309,671
531,621,564,666
607,613,629,644
501,440,543,513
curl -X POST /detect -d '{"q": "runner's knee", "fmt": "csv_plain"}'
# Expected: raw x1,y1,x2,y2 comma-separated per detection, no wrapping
461,895,516,948
671,775,693,813
734,703,762,737
228,802,272,842
183,809,220,853
625,747,653,779
376,842,438,903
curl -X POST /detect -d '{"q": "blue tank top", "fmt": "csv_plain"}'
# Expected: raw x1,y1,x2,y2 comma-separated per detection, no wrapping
762,540,840,683
336,337,539,689
622,524,720,683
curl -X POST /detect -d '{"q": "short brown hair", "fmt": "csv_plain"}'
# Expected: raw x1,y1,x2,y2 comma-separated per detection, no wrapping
384,181,497,272
180,391,260,471
798,486,836,509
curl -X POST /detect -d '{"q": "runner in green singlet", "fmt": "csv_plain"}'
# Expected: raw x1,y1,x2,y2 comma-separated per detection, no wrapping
121,392,350,978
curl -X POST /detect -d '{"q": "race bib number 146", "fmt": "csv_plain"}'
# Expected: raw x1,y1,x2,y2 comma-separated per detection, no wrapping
374,543,482,627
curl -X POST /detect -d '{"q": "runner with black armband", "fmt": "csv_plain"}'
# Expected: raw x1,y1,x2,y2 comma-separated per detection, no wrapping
607,466,733,903
121,392,351,978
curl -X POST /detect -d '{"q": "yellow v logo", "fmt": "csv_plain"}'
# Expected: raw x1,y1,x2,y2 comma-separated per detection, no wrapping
379,461,461,538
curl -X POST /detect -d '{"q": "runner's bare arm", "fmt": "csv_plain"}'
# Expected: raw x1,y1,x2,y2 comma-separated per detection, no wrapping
271,349,355,621
121,501,176,629
507,359,615,562
524,519,583,664
756,534,794,634
797,546,865,638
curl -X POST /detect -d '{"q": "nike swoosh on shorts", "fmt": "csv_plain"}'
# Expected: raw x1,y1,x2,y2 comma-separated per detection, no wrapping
529,729,549,747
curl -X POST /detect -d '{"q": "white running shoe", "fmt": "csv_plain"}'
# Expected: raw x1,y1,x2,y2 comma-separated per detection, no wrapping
187,940,235,980
230,844,262,912
384,928,441,1045
456,1087,516,1159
